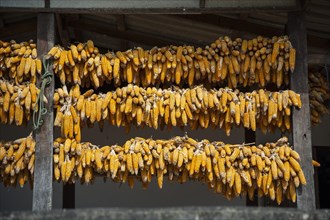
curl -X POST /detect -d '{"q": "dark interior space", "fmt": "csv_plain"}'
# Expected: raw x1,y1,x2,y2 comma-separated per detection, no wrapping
315,147,330,209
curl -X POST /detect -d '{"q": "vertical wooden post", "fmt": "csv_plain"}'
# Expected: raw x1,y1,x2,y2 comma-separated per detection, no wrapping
32,13,55,211
287,11,316,211
245,129,258,206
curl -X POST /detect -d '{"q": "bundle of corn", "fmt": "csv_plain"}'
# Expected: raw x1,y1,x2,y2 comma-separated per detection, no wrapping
47,36,295,89
0,40,42,83
0,79,44,125
0,135,35,187
53,84,301,138
53,136,305,204
309,71,330,125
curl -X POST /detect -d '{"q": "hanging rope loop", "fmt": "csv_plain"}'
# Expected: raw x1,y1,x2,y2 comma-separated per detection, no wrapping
32,57,53,130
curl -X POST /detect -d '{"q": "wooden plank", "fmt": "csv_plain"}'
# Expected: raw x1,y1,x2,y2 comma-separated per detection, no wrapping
308,54,330,64
0,7,298,14
181,14,284,37
181,13,330,45
63,184,75,209
311,0,330,7
205,0,296,8
0,18,37,39
50,0,199,9
1,206,330,219
287,11,316,211
0,15,4,28
55,13,70,47
67,19,175,47
115,15,126,32
0,0,298,13
114,15,129,50
307,3,330,16
32,13,55,211
0,0,44,8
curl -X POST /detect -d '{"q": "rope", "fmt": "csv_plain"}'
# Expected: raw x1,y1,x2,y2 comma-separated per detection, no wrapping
32,57,53,130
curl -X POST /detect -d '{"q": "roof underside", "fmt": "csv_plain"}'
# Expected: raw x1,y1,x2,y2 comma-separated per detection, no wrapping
0,0,329,64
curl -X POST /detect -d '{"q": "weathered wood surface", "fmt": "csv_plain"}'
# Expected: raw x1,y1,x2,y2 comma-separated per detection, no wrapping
287,11,316,211
308,54,330,64
1,206,330,220
32,13,55,211
0,0,297,13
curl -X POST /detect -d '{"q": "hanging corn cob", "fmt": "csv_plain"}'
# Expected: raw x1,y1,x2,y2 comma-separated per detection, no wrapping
0,40,41,83
47,36,295,89
0,135,35,187
54,84,302,137
0,79,46,126
52,135,311,204
1,135,318,204
309,71,329,125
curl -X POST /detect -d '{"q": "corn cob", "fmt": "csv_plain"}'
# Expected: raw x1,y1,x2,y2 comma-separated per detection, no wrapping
1,135,317,204
0,134,35,187
54,84,302,137
0,79,44,125
50,135,314,204
47,36,295,89
308,71,329,125
0,40,41,83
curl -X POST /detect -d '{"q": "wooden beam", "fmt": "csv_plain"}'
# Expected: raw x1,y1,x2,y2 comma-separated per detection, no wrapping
67,19,175,47
287,11,316,211
45,0,50,8
55,13,70,47
205,0,296,9
306,3,330,16
0,0,44,8
199,0,205,8
115,15,126,32
0,18,37,39
308,54,330,64
0,15,4,28
1,206,330,219
64,14,81,42
239,13,250,20
115,15,129,50
180,14,330,51
180,14,284,37
0,0,298,13
32,13,55,211
307,35,330,51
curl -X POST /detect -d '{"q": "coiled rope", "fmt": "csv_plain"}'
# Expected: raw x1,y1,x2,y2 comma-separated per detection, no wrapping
32,57,53,130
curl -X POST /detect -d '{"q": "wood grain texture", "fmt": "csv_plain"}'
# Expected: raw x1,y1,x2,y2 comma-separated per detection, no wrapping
32,13,55,211
0,0,298,13
287,11,316,211
1,206,330,219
